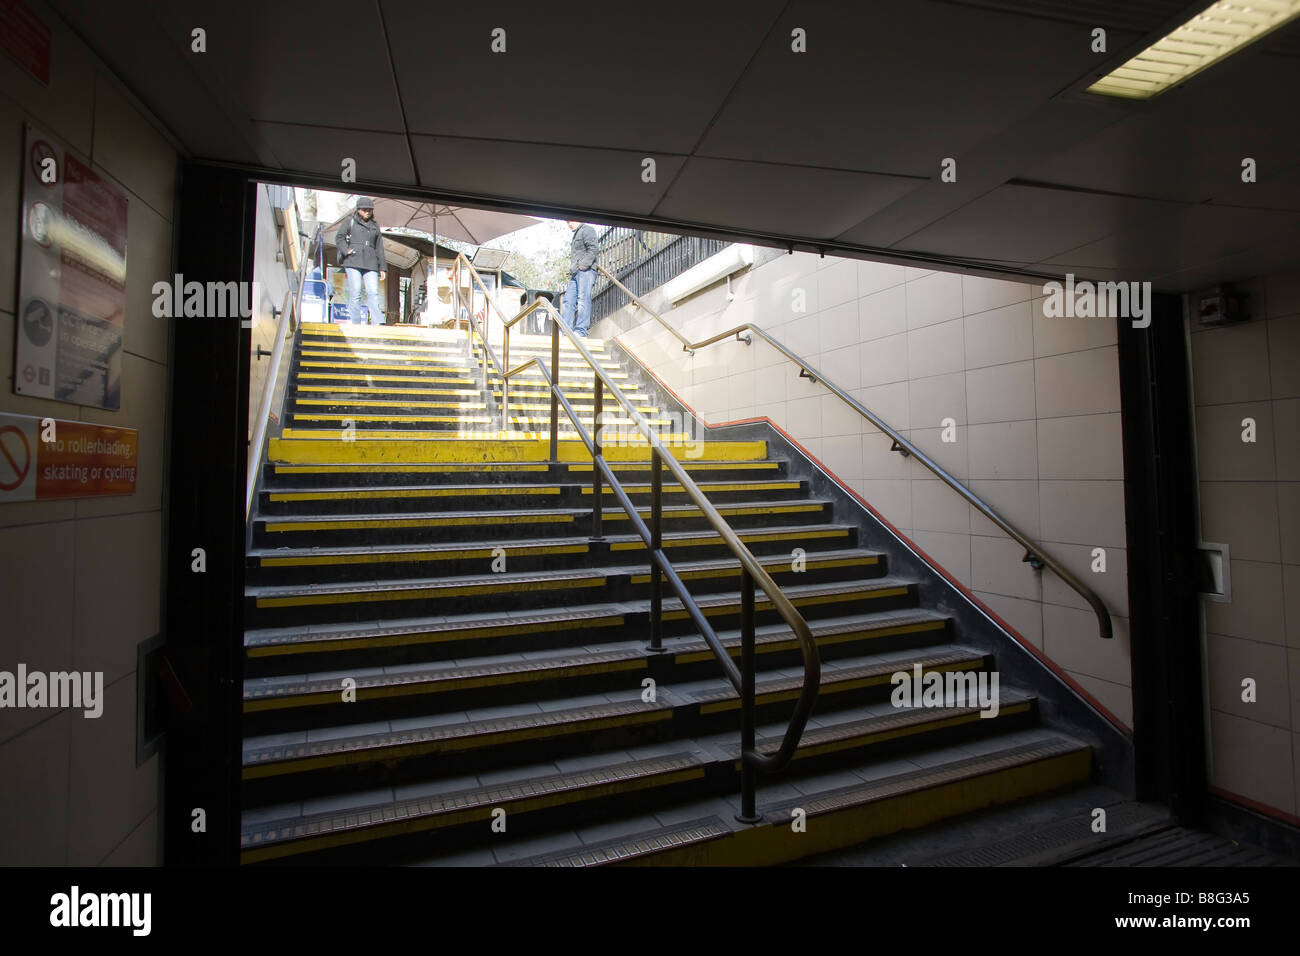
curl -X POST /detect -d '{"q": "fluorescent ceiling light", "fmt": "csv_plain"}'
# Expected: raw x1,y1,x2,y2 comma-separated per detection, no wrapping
1087,0,1300,99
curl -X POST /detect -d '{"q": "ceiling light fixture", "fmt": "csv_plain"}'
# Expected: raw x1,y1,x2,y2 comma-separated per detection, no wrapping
1087,0,1300,99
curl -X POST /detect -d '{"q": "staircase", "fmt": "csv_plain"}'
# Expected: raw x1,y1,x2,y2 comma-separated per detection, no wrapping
240,320,1116,866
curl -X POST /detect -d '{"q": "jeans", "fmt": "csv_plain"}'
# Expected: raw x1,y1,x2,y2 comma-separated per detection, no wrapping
561,268,596,336
344,267,383,325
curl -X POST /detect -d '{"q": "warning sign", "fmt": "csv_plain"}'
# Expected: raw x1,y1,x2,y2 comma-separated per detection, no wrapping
0,0,52,87
15,123,128,410
0,413,137,502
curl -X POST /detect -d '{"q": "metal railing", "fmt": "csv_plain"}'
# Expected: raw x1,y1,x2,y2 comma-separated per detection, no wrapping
246,224,319,518
590,228,729,323
596,263,1114,642
449,252,821,820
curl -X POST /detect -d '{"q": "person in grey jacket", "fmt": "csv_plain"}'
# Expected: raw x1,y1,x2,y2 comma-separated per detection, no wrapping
561,220,599,337
334,196,387,324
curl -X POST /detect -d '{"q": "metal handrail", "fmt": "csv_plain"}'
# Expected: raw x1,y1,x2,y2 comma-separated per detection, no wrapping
449,252,821,819
597,263,1114,641
246,223,319,518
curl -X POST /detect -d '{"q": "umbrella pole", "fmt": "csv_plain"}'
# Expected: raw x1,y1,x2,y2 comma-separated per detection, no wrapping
432,213,437,327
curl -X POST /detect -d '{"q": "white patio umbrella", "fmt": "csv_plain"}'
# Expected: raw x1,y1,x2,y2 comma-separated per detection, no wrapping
323,199,539,324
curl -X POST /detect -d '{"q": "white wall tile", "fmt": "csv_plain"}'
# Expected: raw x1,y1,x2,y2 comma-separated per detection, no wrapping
1037,414,1124,480
905,271,962,330
907,317,964,379
964,300,1034,370
1035,347,1122,418
858,283,907,343
966,360,1035,424
962,275,1033,316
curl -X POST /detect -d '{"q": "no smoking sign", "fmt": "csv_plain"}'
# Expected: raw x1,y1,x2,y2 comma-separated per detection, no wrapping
0,423,34,493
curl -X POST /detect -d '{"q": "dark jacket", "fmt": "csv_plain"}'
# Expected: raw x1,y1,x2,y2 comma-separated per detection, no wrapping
569,224,599,275
335,212,387,273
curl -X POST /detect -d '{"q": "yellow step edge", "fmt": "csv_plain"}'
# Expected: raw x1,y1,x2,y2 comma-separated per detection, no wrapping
300,324,603,344
298,372,621,388
300,360,630,379
609,527,847,552
779,701,1033,764
582,481,800,495
622,749,1091,867
259,543,588,567
271,463,550,474
300,353,624,372
245,614,622,659
297,373,477,385
296,386,484,396
673,619,945,665
604,503,823,521
698,654,980,715
244,657,644,713
293,400,487,410
267,437,766,464
629,555,872,585
242,709,668,773
575,461,779,473
257,528,848,568
298,342,468,354
278,429,697,441
299,325,463,341
267,487,563,502
507,418,673,427
291,415,494,424
238,764,700,864
263,513,574,532
255,573,607,608
662,586,909,626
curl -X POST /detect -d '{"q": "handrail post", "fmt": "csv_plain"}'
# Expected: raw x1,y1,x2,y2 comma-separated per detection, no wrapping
549,319,560,461
649,446,663,654
737,568,759,823
591,370,604,541
502,322,510,431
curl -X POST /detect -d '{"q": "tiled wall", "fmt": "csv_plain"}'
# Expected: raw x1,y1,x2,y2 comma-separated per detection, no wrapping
1189,268,1300,820
598,249,1132,726
0,2,177,864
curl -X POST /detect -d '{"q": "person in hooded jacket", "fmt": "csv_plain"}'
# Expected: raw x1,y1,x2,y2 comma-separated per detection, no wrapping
335,196,387,324
562,220,599,337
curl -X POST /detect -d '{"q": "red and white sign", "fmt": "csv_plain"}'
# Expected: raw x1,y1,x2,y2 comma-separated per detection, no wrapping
0,0,52,86
15,123,129,410
0,413,137,502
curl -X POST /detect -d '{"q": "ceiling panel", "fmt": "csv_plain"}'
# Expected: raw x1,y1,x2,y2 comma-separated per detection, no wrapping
41,0,1300,291
901,183,1177,262
255,122,416,184
49,0,266,163
695,0,1126,177
937,0,1201,32
1150,219,1300,290
837,97,1130,247
652,157,925,237
142,0,407,131
384,0,784,153
1043,203,1300,274
1023,33,1300,205
410,135,682,218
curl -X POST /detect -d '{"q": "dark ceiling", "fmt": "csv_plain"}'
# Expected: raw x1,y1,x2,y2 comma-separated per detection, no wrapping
50,0,1300,291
